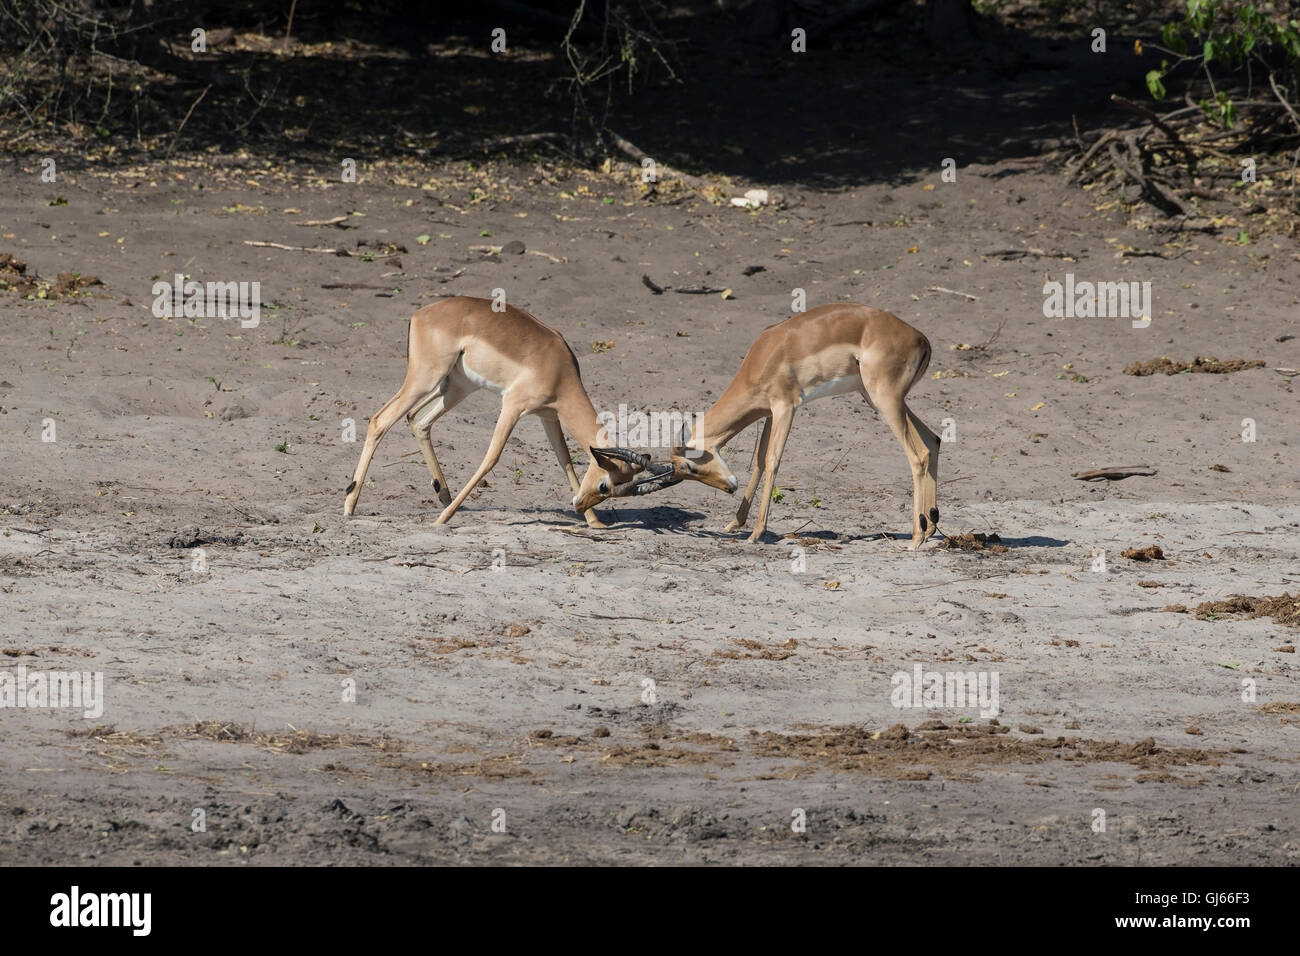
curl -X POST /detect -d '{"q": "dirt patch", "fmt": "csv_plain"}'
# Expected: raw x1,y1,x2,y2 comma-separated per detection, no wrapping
176,720,403,754
941,532,1008,553
0,252,102,298
1195,594,1300,626
384,755,535,779
747,723,1226,780
1124,357,1266,376
714,638,798,661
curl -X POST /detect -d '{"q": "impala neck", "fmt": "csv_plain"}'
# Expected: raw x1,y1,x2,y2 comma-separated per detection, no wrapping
693,376,766,451
555,381,608,452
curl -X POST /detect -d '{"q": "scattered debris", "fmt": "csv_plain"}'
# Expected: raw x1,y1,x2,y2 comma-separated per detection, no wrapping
1121,545,1165,561
1195,593,1300,627
1124,357,1265,376
0,253,103,298
729,188,769,209
940,532,1008,553
470,243,564,262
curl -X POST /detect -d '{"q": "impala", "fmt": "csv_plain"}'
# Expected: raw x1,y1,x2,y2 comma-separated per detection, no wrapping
343,295,655,526
575,303,942,548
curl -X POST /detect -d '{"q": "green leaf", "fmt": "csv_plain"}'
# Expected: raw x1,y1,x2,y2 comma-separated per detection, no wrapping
1146,69,1167,100
415,234,430,245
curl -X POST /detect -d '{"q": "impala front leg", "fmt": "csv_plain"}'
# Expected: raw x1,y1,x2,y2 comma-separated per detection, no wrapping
907,408,940,547
749,408,793,543
877,393,940,549
434,401,524,525
726,417,770,533
542,416,606,529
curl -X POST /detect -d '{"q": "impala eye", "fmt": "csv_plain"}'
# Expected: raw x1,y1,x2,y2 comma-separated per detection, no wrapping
599,481,609,494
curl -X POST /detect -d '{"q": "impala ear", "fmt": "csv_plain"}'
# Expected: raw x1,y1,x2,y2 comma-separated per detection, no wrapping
674,421,704,459
590,447,651,471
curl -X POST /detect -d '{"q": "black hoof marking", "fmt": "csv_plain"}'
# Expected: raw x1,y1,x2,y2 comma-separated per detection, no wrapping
345,480,356,495
919,513,928,532
929,506,939,524
432,479,441,493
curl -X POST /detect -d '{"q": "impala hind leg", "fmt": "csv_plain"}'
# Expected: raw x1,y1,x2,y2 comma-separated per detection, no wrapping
433,400,525,526
345,380,437,516
871,389,940,549
748,408,794,543
542,415,606,529
725,417,771,533
408,376,472,507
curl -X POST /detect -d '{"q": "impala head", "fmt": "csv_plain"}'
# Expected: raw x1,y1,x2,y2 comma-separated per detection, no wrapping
573,447,672,513
666,422,738,494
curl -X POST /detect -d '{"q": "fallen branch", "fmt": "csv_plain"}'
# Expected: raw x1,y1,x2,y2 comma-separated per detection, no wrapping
1110,94,1196,172
245,240,347,255
608,132,708,188
1072,465,1158,481
469,244,566,263
984,248,1076,260
926,286,979,301
1107,137,1191,217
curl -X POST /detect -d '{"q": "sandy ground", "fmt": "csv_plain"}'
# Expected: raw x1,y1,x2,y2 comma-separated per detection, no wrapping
1,142,1298,864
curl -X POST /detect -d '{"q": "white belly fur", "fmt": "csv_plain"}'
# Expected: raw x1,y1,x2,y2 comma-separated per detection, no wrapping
461,359,506,395
799,375,859,405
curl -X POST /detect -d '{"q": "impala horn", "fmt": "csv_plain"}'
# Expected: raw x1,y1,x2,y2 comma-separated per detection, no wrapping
590,447,653,471
611,461,683,497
